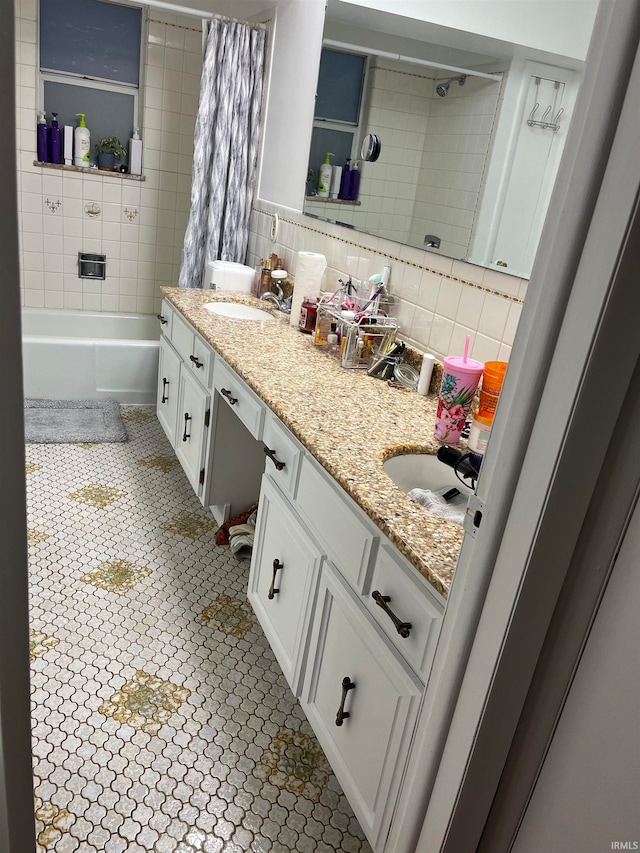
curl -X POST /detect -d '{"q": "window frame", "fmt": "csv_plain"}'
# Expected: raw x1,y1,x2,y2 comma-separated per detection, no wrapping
37,0,147,155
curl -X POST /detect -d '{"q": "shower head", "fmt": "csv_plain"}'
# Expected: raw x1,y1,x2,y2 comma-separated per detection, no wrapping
435,74,467,97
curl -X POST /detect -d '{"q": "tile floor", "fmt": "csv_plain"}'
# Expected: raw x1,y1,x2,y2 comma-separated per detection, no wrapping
26,407,371,853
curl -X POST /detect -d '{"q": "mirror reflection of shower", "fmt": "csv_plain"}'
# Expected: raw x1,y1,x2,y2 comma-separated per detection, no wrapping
436,74,467,97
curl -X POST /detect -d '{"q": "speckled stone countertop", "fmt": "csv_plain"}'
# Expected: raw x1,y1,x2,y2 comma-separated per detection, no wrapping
162,288,465,598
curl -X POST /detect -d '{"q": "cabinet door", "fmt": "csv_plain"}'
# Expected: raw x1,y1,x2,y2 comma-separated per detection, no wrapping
248,477,321,695
301,564,423,849
156,335,181,446
175,367,210,499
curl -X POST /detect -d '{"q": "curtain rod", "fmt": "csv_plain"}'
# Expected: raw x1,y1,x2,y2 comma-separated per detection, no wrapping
140,0,267,28
323,38,502,82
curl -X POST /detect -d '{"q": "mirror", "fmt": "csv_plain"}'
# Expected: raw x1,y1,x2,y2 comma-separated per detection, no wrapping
303,0,598,279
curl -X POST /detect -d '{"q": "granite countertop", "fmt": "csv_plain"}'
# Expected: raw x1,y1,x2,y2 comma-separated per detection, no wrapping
161,287,465,598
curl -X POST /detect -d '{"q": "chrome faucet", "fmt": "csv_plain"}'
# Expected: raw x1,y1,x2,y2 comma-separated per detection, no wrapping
260,291,281,308
259,281,291,314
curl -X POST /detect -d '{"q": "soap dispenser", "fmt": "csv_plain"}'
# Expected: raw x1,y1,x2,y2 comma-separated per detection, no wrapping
49,112,62,164
37,111,49,163
74,113,90,167
317,152,334,198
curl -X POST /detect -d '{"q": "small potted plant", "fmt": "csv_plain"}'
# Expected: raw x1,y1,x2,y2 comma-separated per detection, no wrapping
95,137,127,171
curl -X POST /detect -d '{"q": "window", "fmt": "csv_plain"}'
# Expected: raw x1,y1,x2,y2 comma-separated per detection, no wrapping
307,48,368,194
39,0,143,157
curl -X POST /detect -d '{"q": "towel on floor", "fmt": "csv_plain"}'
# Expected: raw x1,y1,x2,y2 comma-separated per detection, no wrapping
408,486,468,525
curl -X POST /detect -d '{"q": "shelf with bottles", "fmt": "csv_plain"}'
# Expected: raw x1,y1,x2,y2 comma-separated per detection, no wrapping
33,161,145,181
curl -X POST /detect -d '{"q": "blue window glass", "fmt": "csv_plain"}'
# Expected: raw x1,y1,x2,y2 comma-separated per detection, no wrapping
40,0,142,86
315,49,366,124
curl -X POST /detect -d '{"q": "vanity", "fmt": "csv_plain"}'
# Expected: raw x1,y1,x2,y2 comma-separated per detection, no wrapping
157,287,465,851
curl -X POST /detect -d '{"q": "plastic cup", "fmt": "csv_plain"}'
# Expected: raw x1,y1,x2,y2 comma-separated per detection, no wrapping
477,360,508,419
434,355,485,444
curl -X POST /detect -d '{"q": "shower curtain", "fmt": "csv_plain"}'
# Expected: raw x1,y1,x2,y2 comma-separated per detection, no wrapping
178,18,265,289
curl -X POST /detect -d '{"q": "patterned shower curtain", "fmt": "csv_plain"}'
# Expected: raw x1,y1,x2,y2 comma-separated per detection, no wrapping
178,19,265,289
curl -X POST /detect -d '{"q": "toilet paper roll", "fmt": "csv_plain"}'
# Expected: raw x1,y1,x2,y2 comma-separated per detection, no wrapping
290,251,327,327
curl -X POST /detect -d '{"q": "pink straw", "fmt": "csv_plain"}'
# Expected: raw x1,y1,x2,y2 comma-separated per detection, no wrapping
463,334,470,363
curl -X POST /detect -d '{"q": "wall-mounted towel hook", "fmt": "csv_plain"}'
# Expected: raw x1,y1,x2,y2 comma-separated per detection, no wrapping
527,103,540,125
553,107,565,125
541,105,552,123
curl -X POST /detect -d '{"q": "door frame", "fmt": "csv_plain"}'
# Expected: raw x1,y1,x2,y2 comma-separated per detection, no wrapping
413,0,640,849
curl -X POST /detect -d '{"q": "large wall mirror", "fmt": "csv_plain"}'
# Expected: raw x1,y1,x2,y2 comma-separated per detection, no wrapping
303,0,598,279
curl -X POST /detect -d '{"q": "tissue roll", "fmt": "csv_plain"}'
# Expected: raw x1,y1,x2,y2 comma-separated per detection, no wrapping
290,251,327,327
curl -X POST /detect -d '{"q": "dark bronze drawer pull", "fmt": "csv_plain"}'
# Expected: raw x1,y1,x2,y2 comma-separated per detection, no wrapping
220,388,238,405
335,677,356,727
182,413,191,442
157,313,167,325
372,590,412,639
189,354,203,369
268,558,283,599
161,377,169,403
263,446,285,471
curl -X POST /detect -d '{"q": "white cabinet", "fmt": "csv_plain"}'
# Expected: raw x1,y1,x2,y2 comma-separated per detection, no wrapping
156,334,181,446
248,476,321,695
175,365,211,497
155,300,212,505
250,453,443,851
300,563,423,849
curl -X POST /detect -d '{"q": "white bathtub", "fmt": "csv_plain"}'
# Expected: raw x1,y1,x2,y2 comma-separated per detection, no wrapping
22,308,160,405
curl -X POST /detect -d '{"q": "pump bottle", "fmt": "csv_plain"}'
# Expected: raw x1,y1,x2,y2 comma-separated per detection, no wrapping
49,112,62,164
74,113,90,167
317,152,334,198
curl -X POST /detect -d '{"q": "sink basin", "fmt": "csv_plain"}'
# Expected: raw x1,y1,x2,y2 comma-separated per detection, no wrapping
383,453,463,495
203,302,275,321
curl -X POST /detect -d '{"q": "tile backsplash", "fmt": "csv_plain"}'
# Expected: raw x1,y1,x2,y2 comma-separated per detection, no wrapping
247,201,524,363
15,0,201,314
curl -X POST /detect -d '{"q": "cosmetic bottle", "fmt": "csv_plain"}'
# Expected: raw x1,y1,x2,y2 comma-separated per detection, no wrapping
74,113,90,167
259,258,272,295
417,353,435,395
317,152,334,198
129,127,143,176
37,111,49,163
339,159,352,200
49,112,62,164
253,259,264,297
349,161,361,202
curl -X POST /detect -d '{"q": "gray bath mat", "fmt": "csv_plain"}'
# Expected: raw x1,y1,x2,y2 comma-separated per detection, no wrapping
24,398,128,444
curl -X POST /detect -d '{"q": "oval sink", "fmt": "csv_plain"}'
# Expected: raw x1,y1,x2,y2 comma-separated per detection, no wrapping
203,302,275,321
383,453,463,495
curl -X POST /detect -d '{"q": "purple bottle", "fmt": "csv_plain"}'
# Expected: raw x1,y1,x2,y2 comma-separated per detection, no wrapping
37,111,49,163
348,161,361,201
338,158,352,200
49,112,62,164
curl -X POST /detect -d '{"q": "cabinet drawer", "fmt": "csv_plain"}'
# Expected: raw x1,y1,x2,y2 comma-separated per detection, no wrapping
213,359,265,439
170,309,196,364
158,299,173,338
365,543,444,676
248,477,321,695
296,456,377,589
261,412,304,499
301,564,422,849
189,334,214,387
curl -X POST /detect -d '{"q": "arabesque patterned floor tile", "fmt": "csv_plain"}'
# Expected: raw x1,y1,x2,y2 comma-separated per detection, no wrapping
26,407,371,852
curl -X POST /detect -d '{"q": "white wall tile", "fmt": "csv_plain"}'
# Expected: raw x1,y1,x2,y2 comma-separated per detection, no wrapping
478,293,511,340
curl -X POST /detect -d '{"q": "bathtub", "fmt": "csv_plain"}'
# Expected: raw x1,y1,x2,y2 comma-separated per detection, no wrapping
22,308,159,405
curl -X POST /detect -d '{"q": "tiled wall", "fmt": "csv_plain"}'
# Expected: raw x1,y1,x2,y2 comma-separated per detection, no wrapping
248,200,524,363
409,71,503,258
15,0,201,314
